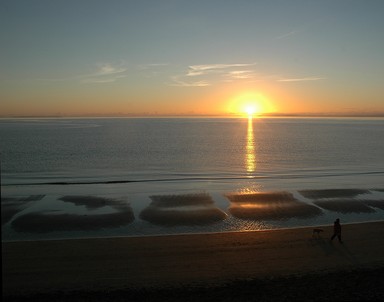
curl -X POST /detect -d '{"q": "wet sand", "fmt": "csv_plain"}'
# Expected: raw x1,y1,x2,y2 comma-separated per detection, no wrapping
3,221,384,301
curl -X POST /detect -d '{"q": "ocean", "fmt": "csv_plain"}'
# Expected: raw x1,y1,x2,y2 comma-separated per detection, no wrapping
1,117,384,241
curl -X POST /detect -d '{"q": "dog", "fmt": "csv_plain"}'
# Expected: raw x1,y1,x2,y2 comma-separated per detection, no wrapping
312,228,324,237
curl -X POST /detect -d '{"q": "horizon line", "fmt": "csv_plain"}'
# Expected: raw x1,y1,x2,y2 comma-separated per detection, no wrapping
1,112,384,119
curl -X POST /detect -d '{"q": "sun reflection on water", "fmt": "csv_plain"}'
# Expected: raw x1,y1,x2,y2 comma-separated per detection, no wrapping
246,116,256,174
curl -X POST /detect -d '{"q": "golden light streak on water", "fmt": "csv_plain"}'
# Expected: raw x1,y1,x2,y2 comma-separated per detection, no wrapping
245,116,256,174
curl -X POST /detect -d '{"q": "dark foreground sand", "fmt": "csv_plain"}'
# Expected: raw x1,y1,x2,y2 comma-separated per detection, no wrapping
3,221,384,301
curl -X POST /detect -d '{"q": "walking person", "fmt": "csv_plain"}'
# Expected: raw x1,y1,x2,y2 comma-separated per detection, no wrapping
331,218,343,243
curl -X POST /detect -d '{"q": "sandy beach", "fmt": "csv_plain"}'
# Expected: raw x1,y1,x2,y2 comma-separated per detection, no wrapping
3,221,384,301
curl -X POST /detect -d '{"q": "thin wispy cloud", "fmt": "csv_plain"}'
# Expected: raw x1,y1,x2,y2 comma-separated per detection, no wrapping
82,74,127,84
138,63,169,70
275,30,302,40
225,70,256,80
137,63,169,78
278,77,325,82
187,63,256,76
82,63,127,83
170,63,258,86
95,64,126,75
37,63,128,84
170,76,211,87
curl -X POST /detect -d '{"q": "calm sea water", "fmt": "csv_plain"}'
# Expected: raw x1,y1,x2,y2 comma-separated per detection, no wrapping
1,117,384,240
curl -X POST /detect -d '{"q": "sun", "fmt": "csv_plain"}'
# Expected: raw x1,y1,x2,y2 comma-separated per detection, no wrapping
227,92,274,118
239,97,263,117
244,103,261,117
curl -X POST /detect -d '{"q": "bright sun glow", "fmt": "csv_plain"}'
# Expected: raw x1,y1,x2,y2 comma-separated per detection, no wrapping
244,104,260,117
227,92,274,118
231,93,268,117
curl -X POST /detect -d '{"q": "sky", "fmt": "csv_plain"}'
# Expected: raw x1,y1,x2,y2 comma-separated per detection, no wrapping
1,0,384,117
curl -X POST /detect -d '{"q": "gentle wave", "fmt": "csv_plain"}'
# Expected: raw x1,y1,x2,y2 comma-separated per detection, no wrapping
4,170,384,186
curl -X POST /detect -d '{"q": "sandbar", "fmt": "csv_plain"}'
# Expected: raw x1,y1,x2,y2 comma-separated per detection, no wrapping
9,195,134,233
140,193,227,226
314,199,376,214
227,191,322,220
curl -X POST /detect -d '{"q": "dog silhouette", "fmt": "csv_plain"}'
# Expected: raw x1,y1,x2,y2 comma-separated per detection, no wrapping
312,228,324,237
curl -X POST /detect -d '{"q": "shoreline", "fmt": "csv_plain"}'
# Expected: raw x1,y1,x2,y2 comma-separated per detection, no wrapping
3,221,384,300
3,219,384,243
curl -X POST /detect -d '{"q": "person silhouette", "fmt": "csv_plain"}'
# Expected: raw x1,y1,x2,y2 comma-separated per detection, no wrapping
331,218,342,243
